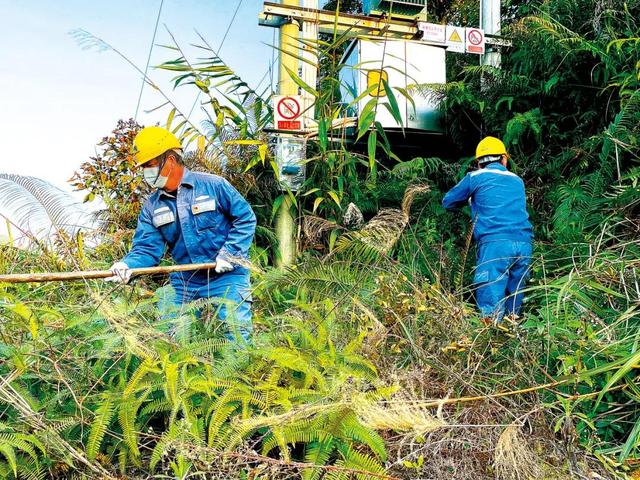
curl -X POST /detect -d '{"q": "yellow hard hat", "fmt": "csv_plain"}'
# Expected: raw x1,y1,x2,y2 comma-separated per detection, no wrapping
475,136,509,160
132,126,182,166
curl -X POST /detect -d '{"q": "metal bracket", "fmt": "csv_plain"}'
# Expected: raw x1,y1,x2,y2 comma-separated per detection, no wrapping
485,34,512,47
259,2,512,47
259,2,418,39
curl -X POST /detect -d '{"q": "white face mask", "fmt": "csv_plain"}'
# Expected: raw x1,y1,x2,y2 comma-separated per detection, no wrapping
143,167,168,189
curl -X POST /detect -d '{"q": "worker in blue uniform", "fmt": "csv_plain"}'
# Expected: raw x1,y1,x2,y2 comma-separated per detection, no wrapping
105,126,257,341
442,136,533,324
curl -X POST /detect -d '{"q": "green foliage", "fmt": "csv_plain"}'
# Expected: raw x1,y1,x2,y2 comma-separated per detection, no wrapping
0,264,394,478
440,0,640,245
70,118,146,230
0,426,44,479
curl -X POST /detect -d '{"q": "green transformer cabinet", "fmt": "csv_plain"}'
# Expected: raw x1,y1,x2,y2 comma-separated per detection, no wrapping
339,37,446,134
363,0,427,18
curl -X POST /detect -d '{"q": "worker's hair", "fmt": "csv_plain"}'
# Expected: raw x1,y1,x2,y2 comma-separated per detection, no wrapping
478,154,503,166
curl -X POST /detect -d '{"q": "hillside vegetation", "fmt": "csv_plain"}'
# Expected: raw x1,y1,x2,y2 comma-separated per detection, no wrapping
1,0,639,478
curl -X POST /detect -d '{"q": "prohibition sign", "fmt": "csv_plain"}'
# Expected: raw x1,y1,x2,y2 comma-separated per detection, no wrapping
277,96,301,120
467,28,483,46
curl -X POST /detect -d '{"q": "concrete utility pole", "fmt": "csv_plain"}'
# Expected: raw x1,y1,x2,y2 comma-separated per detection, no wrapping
301,0,318,128
275,0,300,267
481,0,501,67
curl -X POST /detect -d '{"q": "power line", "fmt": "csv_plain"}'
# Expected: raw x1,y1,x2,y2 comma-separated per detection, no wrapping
185,0,244,123
134,0,164,121
255,55,278,94
218,0,244,55
269,27,276,95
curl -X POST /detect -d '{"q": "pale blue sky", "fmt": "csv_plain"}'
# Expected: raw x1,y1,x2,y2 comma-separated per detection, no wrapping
0,0,275,191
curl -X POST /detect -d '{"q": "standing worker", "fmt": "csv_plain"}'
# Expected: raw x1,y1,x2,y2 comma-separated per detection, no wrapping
105,126,257,341
442,136,533,324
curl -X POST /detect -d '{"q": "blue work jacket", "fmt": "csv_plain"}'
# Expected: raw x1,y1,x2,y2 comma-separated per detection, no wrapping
442,163,533,244
124,168,256,284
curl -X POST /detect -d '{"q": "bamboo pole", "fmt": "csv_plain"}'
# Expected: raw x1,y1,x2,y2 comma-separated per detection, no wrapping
0,262,217,284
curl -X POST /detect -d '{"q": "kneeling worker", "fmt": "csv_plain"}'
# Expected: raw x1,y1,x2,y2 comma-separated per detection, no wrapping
442,136,533,324
106,126,257,340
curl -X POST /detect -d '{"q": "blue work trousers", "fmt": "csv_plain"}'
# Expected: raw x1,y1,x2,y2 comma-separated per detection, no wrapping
157,272,252,342
473,241,532,321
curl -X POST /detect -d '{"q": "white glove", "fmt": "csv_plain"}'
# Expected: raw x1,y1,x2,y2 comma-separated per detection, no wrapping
104,261,132,284
214,257,234,274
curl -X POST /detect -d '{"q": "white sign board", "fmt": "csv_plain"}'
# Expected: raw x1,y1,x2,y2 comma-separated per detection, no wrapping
418,22,445,44
445,26,465,53
273,95,304,131
465,28,485,54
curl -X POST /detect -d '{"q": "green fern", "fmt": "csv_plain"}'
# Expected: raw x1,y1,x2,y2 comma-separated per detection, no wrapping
149,419,202,471
302,436,334,480
0,432,41,479
327,443,386,480
118,396,143,461
86,394,115,461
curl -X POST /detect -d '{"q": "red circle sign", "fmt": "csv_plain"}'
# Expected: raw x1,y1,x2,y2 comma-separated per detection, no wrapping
277,97,301,120
467,29,483,46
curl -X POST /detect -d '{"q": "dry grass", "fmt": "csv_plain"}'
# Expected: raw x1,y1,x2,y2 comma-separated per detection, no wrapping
302,214,342,245
494,425,545,480
356,395,447,438
356,185,430,255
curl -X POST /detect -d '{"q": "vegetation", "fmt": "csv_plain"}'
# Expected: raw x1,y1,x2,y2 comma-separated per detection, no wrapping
1,0,640,478
69,118,145,231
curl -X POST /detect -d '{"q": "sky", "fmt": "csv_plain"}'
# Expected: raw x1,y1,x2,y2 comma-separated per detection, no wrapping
0,0,275,193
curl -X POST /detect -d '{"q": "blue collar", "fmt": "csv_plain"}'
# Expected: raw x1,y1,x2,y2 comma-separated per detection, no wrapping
158,167,194,199
180,168,195,187
484,163,507,171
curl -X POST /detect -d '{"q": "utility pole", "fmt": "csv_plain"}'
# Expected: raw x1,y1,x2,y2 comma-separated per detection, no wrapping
301,0,318,129
481,0,501,67
275,0,300,267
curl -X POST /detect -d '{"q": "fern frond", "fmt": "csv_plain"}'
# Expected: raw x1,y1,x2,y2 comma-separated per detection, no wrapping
150,422,181,471
118,397,142,461
15,458,46,480
207,403,238,449
0,443,18,478
184,337,230,357
139,398,172,417
302,437,335,480
163,360,180,408
86,394,115,461
330,443,386,480
339,412,386,461
123,359,161,397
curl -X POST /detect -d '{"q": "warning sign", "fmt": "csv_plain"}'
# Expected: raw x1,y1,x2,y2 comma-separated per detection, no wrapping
273,95,304,131
445,26,465,53
418,22,446,44
465,28,485,54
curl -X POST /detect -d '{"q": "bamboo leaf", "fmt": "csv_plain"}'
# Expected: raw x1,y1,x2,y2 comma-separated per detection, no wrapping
381,78,403,126
313,196,325,213
595,349,640,408
357,98,378,140
367,131,377,181
327,191,341,207
272,194,285,220
284,65,318,97
166,108,177,131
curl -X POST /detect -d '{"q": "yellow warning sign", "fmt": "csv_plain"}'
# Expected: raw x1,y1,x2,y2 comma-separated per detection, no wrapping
446,25,466,53
448,30,462,42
